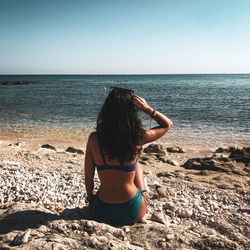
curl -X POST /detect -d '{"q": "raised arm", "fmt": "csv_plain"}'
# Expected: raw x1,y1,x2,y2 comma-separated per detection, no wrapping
84,133,96,207
133,95,173,145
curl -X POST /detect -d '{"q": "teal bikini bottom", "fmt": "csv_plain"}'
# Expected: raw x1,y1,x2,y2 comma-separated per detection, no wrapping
94,188,143,225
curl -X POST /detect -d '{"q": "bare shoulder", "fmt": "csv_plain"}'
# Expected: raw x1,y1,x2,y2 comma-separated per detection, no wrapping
87,132,97,145
89,131,97,139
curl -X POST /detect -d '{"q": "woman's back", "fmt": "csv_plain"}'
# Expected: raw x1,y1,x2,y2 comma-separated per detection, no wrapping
89,132,138,203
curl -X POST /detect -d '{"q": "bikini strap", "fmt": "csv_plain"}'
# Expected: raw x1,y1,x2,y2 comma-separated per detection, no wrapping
119,157,138,167
141,189,150,203
97,139,106,165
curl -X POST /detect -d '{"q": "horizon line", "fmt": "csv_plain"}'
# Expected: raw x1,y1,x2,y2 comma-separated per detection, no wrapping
1,72,250,76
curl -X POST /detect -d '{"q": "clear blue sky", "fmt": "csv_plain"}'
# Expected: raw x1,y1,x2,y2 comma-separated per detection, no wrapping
0,0,250,74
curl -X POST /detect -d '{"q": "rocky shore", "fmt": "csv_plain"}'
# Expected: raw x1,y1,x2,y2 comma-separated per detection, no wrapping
0,140,249,249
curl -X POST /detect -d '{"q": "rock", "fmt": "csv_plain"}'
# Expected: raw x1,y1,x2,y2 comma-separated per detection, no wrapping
0,81,29,85
166,188,176,197
232,169,247,176
182,156,236,173
123,227,131,233
139,155,150,161
38,225,48,233
163,202,176,211
66,147,84,155
166,233,175,241
152,180,160,186
156,187,169,199
143,170,152,175
174,172,185,179
167,146,185,153
212,175,222,180
243,167,250,174
238,207,250,214
11,229,31,245
155,186,176,198
228,147,250,164
215,147,231,153
199,170,210,176
41,144,56,150
157,172,175,178
139,160,148,165
150,211,170,225
233,183,243,188
176,208,193,218
1,160,20,167
166,159,179,166
158,156,167,163
216,184,232,189
143,144,166,155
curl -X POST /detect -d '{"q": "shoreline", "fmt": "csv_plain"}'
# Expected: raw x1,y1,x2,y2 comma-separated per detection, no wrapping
0,124,249,150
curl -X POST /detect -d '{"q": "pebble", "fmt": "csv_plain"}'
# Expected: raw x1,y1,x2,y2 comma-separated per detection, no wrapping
2,160,20,167
123,227,131,233
166,234,175,241
153,180,160,186
0,164,87,208
167,146,185,153
165,159,179,166
164,202,176,211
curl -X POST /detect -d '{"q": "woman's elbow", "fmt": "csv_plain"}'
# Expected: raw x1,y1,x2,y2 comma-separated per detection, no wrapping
168,120,173,129
164,120,173,131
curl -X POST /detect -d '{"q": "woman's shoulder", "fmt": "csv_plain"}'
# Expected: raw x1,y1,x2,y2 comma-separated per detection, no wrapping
88,132,97,144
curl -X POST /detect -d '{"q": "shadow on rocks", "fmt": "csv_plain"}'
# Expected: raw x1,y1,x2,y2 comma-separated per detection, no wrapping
0,204,94,235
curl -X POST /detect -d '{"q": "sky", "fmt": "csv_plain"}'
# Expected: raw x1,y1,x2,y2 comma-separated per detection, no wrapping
0,0,250,74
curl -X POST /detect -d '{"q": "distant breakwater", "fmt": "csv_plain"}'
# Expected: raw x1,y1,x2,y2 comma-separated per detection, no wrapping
0,81,29,86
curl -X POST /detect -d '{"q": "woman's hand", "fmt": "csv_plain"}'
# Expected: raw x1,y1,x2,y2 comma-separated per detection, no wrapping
133,95,149,112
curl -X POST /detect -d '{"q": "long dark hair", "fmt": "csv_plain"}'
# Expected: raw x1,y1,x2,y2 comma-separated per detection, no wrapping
97,87,145,161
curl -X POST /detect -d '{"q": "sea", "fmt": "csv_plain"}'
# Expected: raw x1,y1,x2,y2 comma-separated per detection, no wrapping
0,74,249,148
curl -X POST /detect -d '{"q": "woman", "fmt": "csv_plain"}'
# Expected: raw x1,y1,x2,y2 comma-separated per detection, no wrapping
85,87,172,224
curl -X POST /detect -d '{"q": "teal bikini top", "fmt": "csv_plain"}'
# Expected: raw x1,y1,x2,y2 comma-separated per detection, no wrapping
96,141,137,172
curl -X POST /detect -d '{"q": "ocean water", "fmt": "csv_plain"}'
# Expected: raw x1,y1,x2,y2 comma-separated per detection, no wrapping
0,74,249,146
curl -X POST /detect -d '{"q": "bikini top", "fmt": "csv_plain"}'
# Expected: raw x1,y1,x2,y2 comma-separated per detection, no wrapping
95,141,137,172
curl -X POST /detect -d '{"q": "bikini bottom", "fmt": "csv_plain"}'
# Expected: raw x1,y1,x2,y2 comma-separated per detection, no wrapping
94,188,142,225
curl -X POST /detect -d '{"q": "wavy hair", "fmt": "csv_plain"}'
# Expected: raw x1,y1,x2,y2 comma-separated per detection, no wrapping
97,87,145,161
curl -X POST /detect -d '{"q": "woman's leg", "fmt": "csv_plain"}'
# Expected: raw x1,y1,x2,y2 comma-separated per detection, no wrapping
133,163,147,222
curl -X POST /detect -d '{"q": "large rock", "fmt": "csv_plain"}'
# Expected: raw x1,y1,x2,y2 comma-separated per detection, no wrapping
143,144,166,155
66,147,84,155
228,147,250,165
41,144,56,151
167,146,185,153
182,156,237,173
